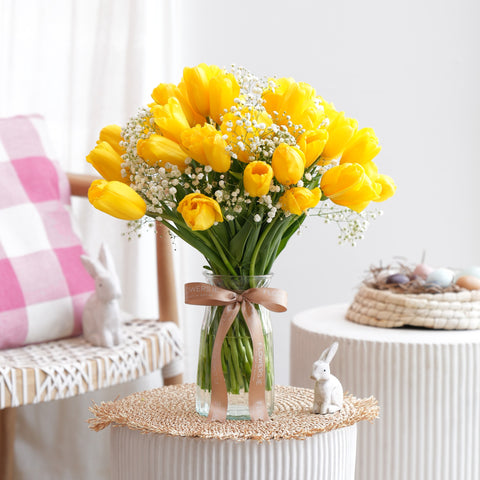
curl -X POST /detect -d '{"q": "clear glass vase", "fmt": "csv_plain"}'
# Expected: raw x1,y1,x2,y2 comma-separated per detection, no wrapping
195,274,274,420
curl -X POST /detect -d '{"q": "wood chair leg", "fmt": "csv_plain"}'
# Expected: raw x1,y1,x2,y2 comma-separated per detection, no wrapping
0,407,16,480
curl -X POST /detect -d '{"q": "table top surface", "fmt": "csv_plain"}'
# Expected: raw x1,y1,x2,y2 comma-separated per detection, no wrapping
293,303,480,344
89,383,378,441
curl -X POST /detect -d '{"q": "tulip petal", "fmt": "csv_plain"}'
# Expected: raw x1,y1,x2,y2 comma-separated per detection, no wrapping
88,179,146,220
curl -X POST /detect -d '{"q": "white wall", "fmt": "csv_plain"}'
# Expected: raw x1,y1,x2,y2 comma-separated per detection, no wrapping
175,0,480,385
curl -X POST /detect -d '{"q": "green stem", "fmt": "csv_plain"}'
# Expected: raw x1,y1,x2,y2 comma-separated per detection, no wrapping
158,219,227,273
208,231,237,275
249,216,278,277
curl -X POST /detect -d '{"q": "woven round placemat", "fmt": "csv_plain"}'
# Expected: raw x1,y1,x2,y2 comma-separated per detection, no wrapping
346,285,480,329
88,383,378,441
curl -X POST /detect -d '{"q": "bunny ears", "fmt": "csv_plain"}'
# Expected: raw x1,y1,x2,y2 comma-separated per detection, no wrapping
81,242,119,281
318,342,339,364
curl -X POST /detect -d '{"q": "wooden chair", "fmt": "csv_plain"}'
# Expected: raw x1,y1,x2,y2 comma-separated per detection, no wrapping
0,173,183,480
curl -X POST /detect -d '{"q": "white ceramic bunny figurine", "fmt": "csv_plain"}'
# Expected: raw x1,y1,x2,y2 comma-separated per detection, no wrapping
80,243,123,347
311,342,344,414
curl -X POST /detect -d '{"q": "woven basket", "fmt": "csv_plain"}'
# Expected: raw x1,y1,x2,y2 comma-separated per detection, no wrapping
346,285,480,329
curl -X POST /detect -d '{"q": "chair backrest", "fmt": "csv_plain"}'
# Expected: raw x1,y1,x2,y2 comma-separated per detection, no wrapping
67,173,179,327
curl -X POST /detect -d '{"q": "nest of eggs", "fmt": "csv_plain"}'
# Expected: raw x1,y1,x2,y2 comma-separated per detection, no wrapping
365,263,465,295
348,261,480,329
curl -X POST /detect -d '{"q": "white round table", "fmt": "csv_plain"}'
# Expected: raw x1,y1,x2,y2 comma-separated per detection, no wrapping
90,384,379,480
290,304,480,480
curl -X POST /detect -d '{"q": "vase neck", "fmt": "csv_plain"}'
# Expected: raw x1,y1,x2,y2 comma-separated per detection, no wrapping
204,274,272,291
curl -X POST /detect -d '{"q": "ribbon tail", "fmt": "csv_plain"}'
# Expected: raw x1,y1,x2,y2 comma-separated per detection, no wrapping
207,303,240,422
242,301,269,421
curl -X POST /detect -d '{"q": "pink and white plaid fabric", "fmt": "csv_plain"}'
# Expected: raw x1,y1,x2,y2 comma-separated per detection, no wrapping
0,115,94,349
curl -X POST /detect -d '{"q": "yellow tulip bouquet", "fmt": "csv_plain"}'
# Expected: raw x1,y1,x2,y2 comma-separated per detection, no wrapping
86,64,395,418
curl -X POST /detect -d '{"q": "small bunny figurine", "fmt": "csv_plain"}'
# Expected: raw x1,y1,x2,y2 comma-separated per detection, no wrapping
80,243,123,347
311,342,344,414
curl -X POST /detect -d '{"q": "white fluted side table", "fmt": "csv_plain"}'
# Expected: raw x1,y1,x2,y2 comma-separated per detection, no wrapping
89,384,379,480
290,304,480,480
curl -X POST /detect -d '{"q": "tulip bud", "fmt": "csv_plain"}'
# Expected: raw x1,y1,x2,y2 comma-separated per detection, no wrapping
340,128,381,166
137,134,189,170
181,124,231,172
280,187,321,215
271,143,305,185
151,83,179,105
86,141,127,183
88,179,146,220
298,129,329,167
152,82,205,127
202,133,231,172
181,125,210,165
152,97,191,144
281,82,316,122
182,64,222,118
262,77,295,116
322,112,358,161
97,125,125,156
263,78,324,132
374,174,397,202
243,161,274,197
320,163,380,212
177,192,223,231
209,73,240,124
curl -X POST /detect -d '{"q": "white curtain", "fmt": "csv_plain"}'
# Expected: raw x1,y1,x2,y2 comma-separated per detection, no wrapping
0,1,192,478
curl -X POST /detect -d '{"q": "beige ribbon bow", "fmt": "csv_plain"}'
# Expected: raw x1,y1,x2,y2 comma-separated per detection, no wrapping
185,282,288,422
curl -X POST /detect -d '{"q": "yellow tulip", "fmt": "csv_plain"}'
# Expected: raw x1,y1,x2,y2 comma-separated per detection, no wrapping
182,63,222,118
151,83,179,105
176,81,206,126
202,131,231,172
297,129,329,167
243,161,274,197
181,124,231,172
281,82,324,130
151,82,205,126
374,174,396,202
295,104,326,132
97,124,125,155
271,143,306,185
320,163,380,212
357,160,379,181
86,141,127,183
137,134,189,170
263,78,324,131
181,125,210,165
220,108,272,162
340,128,381,166
280,187,321,215
282,82,316,120
262,77,295,115
88,179,146,220
209,73,240,124
321,112,358,161
319,97,339,124
177,192,223,231
152,97,191,144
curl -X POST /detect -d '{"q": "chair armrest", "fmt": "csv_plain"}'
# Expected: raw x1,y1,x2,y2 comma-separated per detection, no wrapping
67,173,99,198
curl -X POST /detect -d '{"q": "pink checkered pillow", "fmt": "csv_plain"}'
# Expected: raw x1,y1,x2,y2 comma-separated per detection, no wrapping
0,115,95,349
